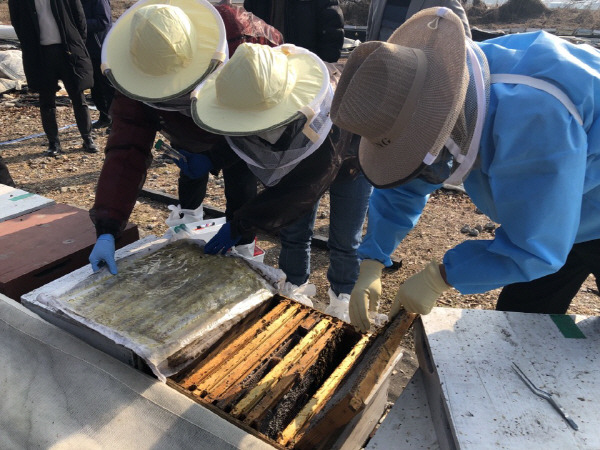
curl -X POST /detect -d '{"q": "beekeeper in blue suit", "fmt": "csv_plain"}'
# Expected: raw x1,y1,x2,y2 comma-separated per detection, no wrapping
331,7,600,331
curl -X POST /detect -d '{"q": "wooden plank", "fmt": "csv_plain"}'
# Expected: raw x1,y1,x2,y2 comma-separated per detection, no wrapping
211,312,323,408
187,303,306,394
0,184,54,222
334,377,390,450
0,203,138,300
243,320,342,427
179,301,294,389
202,310,315,402
416,308,600,449
366,369,439,450
232,319,333,417
293,311,417,450
280,334,371,446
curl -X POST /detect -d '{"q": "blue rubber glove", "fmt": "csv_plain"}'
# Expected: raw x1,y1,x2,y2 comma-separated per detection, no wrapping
204,222,241,255
172,149,213,179
89,234,118,275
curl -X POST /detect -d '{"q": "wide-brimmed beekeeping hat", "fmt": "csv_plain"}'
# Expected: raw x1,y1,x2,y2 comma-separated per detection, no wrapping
190,43,329,135
331,7,469,188
101,0,227,102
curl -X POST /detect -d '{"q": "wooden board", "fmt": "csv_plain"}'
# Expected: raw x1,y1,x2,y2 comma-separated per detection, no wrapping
366,369,439,450
294,311,418,450
415,308,600,449
0,203,138,300
0,184,54,222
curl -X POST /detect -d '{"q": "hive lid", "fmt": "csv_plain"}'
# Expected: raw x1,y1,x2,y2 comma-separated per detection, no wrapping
25,237,278,380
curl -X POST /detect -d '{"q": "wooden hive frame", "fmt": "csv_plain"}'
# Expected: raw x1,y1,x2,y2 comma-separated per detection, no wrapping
169,295,417,449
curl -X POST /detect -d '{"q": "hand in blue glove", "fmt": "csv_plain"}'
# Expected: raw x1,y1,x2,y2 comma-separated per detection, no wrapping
204,222,241,255
89,234,118,275
172,149,213,180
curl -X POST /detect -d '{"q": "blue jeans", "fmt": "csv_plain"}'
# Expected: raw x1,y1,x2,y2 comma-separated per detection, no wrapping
279,172,372,295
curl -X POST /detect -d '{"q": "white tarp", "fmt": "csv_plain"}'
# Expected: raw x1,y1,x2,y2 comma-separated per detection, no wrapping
0,25,17,41
0,293,275,450
0,49,25,93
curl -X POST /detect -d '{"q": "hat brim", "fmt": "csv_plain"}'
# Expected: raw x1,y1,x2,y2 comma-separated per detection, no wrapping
356,8,468,188
102,0,226,102
191,51,328,135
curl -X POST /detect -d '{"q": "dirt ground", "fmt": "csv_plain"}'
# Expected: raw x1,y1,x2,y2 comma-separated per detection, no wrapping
0,0,598,410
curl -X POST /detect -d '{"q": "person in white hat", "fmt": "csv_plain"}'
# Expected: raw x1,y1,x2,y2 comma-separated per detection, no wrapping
189,42,347,260
88,0,283,274
331,7,600,331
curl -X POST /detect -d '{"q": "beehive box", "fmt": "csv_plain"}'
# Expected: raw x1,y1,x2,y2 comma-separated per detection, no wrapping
167,296,416,449
0,183,54,222
0,203,138,300
22,236,417,449
414,308,600,449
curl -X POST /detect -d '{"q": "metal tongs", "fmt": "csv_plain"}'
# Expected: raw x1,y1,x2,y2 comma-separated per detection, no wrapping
155,139,187,164
511,362,578,431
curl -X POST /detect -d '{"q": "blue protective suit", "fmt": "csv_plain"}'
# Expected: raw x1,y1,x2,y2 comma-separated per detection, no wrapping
358,31,600,294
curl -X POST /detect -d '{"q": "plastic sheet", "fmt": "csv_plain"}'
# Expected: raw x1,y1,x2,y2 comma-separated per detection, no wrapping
164,203,205,228
279,281,315,307
324,288,350,323
36,237,280,381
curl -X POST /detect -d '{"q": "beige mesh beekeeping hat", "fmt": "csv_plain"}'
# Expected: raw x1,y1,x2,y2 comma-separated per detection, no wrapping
331,7,469,188
101,0,227,102
190,43,329,135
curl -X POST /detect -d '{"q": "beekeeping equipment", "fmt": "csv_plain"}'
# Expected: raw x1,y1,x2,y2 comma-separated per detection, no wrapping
0,291,274,450
169,295,416,449
0,183,54,222
22,236,417,449
367,308,600,450
0,202,138,300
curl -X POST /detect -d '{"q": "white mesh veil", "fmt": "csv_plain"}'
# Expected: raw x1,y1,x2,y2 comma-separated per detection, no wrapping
226,85,334,187
443,40,490,185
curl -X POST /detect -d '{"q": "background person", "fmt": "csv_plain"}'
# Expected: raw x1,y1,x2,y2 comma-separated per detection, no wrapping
331,7,600,331
244,0,344,63
366,0,471,41
81,0,114,130
245,0,371,308
8,0,98,157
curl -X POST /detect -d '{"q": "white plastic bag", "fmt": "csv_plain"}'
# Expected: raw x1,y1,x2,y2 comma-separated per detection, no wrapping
165,204,204,228
279,281,315,308
324,288,350,323
370,311,389,328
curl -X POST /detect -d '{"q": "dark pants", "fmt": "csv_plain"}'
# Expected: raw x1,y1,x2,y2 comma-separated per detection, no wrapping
90,56,114,122
39,44,91,144
0,156,15,187
178,159,257,245
496,239,600,314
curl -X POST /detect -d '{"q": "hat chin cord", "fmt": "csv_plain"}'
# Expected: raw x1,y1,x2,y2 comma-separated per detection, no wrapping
439,43,488,186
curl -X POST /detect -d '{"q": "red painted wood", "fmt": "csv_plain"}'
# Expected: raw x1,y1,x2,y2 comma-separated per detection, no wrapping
0,203,138,300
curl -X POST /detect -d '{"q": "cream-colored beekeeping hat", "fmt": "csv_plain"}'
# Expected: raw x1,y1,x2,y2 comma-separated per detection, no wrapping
331,7,469,188
190,43,329,135
101,0,227,102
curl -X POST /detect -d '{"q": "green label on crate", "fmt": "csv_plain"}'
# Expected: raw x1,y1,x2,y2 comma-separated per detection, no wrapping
550,314,586,339
9,193,35,201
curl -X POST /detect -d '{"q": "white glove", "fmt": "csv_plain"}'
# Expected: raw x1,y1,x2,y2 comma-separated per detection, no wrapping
390,260,450,317
349,259,385,332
